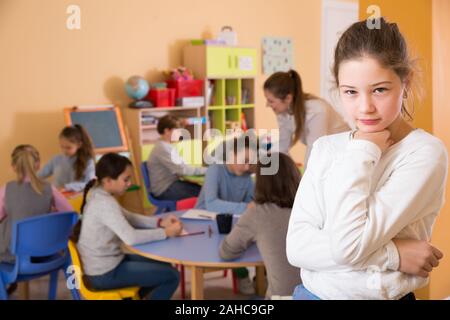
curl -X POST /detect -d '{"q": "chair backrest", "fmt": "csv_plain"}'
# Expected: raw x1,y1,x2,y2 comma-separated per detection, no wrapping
176,197,198,210
140,161,176,214
11,212,78,257
67,240,82,272
140,161,151,193
10,211,78,275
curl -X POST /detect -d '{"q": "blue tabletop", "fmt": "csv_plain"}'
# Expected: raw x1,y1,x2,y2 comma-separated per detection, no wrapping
128,211,263,268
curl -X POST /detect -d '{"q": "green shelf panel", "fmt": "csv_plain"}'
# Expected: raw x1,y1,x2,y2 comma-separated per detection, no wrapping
208,106,224,110
225,108,241,122
211,79,225,106
225,79,239,106
209,109,225,134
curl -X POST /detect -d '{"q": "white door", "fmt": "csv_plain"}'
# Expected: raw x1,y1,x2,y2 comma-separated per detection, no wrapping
320,0,359,127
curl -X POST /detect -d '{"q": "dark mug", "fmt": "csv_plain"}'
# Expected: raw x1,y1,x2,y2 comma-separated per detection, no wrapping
216,213,233,234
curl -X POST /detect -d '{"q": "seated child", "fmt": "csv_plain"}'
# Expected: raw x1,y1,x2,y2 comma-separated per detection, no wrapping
196,134,256,294
39,125,95,192
74,153,182,300
0,145,72,295
147,115,207,201
219,152,302,298
195,135,255,215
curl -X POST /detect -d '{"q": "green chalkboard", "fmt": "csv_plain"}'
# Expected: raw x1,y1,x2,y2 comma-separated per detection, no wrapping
64,106,128,153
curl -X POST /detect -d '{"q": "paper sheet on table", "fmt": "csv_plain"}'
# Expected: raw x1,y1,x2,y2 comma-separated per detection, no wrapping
181,209,217,220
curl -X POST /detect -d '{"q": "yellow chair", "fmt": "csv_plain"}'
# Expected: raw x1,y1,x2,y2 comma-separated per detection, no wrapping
66,193,84,213
67,240,140,300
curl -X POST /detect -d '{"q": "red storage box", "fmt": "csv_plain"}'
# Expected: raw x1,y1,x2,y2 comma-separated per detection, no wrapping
166,80,204,99
146,88,176,107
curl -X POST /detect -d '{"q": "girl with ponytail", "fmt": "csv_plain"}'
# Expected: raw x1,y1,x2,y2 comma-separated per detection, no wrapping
38,124,95,192
72,153,181,300
0,145,73,265
264,69,349,166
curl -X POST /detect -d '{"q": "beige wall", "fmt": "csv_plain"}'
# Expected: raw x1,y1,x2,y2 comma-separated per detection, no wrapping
0,0,326,182
432,0,450,300
359,0,433,133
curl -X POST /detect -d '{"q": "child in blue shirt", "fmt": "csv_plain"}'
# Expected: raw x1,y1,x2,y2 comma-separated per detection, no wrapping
195,136,255,215
196,135,256,294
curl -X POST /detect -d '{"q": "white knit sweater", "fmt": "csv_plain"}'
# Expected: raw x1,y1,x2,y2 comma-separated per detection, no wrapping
286,129,448,299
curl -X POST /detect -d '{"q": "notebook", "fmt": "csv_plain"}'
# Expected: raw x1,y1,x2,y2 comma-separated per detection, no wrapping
180,209,217,220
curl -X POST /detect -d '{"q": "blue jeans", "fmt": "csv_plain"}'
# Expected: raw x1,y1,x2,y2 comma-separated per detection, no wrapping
157,180,201,201
85,255,179,300
293,284,321,300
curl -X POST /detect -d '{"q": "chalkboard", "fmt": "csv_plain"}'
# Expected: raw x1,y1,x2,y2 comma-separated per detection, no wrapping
64,106,128,154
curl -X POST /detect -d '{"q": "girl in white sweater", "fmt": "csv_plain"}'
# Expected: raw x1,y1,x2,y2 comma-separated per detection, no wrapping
286,18,447,300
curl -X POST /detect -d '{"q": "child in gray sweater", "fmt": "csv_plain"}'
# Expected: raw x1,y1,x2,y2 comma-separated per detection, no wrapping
220,152,302,298
72,153,183,300
147,115,206,201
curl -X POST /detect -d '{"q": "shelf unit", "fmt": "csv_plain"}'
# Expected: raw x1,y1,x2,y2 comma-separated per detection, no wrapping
183,45,257,135
124,106,205,157
123,45,257,210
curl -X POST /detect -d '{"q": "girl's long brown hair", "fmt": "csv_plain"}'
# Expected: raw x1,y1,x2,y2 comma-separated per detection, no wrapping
264,70,316,147
254,152,301,208
11,144,45,194
60,125,95,180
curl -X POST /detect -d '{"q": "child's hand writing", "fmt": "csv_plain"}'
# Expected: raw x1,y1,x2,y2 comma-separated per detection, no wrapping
164,221,183,238
393,239,443,278
353,130,394,153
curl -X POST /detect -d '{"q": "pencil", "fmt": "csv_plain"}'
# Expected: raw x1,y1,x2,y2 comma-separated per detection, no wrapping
199,214,213,220
178,231,205,237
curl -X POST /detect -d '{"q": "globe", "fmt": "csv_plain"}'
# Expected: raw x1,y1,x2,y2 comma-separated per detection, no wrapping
125,76,149,100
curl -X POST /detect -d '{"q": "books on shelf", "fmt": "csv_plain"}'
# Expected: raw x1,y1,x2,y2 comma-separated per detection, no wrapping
141,114,158,127
183,116,207,125
179,96,204,107
207,81,215,105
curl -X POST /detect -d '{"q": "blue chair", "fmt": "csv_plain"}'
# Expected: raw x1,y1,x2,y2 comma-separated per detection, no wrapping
0,211,78,300
141,161,176,214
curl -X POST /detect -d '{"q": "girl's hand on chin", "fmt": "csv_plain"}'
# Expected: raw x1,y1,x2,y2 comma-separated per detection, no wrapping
353,130,394,153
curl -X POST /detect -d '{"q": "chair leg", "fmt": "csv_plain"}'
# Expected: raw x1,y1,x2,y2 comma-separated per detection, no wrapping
0,276,7,300
48,270,59,300
63,260,82,300
180,265,186,300
232,271,238,294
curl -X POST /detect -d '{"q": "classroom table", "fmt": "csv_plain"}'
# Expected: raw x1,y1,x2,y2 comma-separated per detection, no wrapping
124,211,266,300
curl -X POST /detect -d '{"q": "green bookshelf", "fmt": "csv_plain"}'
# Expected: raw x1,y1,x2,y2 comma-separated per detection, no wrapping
183,45,257,135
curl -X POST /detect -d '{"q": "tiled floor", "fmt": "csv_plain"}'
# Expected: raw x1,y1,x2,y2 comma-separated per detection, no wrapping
8,267,261,300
